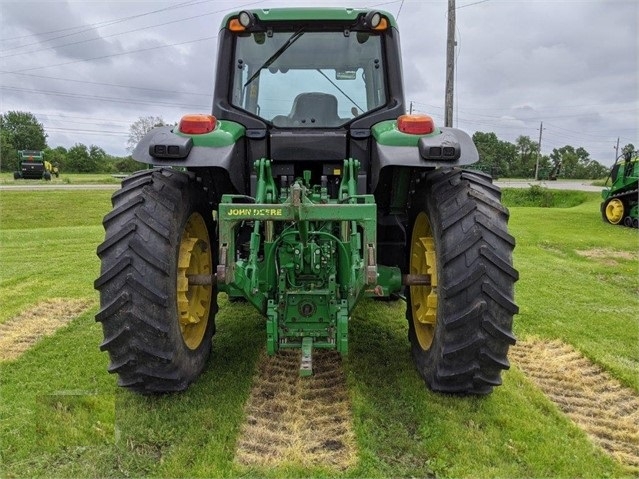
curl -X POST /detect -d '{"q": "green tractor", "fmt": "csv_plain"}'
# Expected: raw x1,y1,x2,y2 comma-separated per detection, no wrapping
14,150,58,180
95,8,518,395
601,150,638,228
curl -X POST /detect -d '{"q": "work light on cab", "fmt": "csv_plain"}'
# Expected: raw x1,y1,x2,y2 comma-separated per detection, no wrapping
229,11,255,31
179,114,217,135
397,114,435,135
238,11,256,28
362,11,387,30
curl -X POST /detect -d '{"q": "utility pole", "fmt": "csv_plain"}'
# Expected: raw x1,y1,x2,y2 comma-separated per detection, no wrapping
614,137,620,161
534,121,544,181
444,0,456,127
409,101,414,114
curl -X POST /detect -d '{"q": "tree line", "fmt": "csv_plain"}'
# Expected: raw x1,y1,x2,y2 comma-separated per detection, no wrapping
472,132,632,180
0,110,628,179
0,111,143,174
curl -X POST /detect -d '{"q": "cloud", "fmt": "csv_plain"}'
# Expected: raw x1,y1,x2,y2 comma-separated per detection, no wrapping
0,0,636,162
0,1,120,62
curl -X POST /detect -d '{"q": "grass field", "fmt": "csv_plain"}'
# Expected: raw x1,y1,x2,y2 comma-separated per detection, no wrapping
0,172,123,185
0,185,637,478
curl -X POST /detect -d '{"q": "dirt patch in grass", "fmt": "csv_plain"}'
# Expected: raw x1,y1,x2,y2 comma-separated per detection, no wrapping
0,299,93,361
235,349,357,471
576,248,636,265
511,339,639,469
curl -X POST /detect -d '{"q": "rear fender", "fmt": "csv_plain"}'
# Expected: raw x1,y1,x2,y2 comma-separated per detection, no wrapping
132,123,246,193
371,125,479,191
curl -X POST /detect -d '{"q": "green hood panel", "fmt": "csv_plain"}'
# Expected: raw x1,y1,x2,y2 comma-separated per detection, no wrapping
175,120,245,147
372,120,442,147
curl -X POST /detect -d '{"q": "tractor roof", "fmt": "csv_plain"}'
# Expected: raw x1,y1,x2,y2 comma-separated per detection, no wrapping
221,7,398,29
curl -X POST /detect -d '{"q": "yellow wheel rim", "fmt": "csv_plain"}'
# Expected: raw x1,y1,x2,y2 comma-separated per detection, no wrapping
410,212,438,350
177,212,212,350
605,199,624,224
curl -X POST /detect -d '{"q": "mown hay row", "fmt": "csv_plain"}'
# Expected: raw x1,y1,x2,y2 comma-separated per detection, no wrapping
235,350,357,471
0,299,93,361
511,339,639,469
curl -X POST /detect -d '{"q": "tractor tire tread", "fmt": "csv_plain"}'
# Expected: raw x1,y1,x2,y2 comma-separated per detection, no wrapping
95,168,216,394
408,168,518,395
96,223,137,257
102,196,144,226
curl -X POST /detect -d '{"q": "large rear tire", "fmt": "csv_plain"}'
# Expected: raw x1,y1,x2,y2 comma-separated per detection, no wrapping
95,168,217,393
407,169,518,395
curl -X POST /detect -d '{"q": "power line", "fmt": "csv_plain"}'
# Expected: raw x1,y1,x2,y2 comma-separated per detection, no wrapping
0,0,213,47
364,1,403,9
46,127,128,136
33,112,133,124
1,71,211,97
1,15,199,59
396,0,406,20
543,122,632,140
411,99,639,113
0,1,262,59
457,0,491,9
410,100,638,122
0,85,208,109
4,35,218,74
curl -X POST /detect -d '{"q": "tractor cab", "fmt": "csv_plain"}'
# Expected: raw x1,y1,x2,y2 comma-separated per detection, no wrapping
137,9,476,201
230,28,387,129
212,9,405,195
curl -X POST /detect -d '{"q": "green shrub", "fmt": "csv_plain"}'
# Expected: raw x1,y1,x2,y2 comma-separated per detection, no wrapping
502,186,588,208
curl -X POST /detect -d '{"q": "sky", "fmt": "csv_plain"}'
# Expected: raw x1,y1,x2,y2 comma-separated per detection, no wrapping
0,0,636,166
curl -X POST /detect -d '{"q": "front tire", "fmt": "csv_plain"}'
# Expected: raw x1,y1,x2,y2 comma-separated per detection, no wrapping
407,169,518,395
95,168,217,393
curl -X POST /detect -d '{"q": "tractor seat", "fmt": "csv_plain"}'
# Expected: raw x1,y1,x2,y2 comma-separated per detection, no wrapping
277,92,342,127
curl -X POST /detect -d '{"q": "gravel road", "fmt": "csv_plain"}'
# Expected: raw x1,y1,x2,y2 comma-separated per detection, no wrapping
1,179,603,193
494,180,602,192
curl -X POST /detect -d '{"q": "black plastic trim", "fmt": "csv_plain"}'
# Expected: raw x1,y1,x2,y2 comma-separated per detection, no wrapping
371,127,479,191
